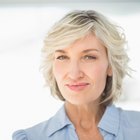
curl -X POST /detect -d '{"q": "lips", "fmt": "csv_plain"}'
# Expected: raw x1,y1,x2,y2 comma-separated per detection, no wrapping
65,83,90,91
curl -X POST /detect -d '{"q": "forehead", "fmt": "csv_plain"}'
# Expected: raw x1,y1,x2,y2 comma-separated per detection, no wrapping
56,34,106,53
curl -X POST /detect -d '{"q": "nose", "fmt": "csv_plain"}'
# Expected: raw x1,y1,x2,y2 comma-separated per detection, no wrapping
67,61,84,80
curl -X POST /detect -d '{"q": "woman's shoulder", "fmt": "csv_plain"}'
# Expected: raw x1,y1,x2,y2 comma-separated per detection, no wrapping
12,119,52,140
12,129,27,140
12,105,71,140
119,107,140,127
101,105,140,139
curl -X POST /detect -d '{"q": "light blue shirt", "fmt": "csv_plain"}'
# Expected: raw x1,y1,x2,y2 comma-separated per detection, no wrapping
12,104,140,140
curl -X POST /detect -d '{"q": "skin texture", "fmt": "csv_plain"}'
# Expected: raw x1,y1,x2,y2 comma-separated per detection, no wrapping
53,34,112,140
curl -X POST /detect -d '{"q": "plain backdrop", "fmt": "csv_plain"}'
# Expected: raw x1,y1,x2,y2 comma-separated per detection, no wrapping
0,2,140,140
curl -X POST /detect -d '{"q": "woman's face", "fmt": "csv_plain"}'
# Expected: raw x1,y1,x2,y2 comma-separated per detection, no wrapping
53,34,112,105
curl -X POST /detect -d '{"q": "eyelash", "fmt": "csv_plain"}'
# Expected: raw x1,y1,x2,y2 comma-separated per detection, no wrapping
83,55,97,60
56,55,97,61
56,55,69,60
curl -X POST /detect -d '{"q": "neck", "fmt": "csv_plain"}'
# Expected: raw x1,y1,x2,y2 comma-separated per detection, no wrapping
65,101,105,130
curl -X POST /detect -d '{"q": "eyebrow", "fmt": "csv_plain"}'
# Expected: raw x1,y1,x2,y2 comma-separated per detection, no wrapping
55,48,99,53
55,50,66,53
82,49,99,53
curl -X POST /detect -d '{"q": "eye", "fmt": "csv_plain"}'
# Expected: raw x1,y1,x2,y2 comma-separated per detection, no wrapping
83,55,97,60
56,55,69,60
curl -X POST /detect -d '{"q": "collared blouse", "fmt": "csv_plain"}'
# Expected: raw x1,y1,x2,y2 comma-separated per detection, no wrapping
12,104,140,140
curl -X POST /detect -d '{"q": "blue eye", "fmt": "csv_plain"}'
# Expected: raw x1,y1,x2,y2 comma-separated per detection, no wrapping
56,55,68,60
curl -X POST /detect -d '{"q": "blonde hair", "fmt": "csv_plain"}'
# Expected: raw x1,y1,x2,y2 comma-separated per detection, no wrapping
41,10,130,106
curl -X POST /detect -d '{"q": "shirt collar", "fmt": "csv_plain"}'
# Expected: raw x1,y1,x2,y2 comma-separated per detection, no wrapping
47,104,120,137
98,104,120,136
47,104,73,137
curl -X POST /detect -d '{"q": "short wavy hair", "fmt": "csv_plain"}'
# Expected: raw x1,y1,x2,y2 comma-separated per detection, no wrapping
41,10,130,106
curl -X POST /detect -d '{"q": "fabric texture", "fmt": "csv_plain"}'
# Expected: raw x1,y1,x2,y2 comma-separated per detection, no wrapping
12,104,140,140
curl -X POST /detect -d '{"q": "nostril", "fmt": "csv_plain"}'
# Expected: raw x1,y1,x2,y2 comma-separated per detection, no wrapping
68,70,84,80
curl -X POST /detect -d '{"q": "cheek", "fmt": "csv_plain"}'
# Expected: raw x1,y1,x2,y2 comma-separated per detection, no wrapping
53,62,66,81
88,64,108,95
87,63,108,81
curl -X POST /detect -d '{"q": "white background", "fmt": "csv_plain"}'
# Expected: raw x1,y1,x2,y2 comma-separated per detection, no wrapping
0,2,140,140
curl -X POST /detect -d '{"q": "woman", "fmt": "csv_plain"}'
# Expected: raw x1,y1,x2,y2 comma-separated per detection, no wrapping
13,10,140,140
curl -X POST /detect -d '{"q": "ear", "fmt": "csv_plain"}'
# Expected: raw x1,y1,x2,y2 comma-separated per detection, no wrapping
107,65,112,76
